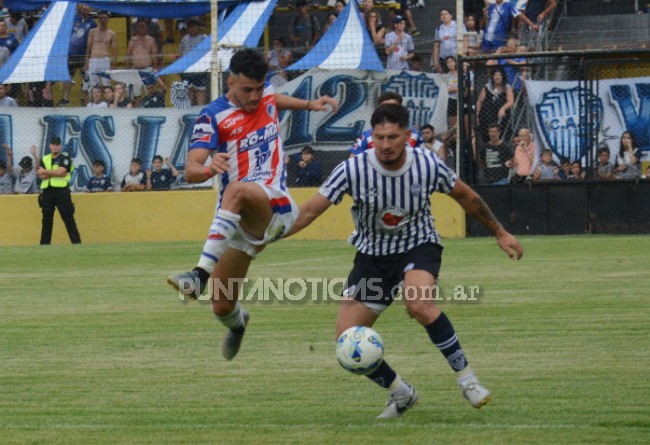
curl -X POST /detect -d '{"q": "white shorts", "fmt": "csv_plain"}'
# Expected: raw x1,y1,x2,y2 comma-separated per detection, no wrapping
228,184,299,259
88,57,111,88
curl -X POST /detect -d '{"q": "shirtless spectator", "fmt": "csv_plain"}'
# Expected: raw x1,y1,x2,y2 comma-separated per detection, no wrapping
85,11,117,91
127,19,158,107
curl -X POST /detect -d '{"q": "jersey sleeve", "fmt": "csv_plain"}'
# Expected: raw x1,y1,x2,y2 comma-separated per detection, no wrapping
189,107,219,151
349,132,368,156
428,151,456,194
318,161,349,205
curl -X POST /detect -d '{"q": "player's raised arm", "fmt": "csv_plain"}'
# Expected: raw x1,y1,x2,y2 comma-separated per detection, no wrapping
284,193,332,238
275,93,339,114
448,179,523,260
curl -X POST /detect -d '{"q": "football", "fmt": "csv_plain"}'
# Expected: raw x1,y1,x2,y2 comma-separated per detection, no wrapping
336,326,384,375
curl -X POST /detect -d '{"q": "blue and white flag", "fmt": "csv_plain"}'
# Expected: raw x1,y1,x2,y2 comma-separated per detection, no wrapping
0,1,76,84
158,0,277,75
286,1,384,72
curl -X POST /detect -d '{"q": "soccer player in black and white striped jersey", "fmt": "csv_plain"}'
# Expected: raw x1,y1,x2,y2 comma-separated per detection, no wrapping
287,104,523,419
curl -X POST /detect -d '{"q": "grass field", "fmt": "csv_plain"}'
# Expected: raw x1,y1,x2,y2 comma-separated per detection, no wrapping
1,236,648,445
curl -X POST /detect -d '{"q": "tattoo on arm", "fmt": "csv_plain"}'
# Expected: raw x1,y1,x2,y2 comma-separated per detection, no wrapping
471,196,502,235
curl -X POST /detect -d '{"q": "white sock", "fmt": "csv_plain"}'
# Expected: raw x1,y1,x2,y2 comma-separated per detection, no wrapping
456,366,476,385
215,302,246,329
388,375,411,398
197,209,241,273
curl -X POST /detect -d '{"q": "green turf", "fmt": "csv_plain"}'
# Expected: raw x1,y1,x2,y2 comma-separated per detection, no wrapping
1,236,648,444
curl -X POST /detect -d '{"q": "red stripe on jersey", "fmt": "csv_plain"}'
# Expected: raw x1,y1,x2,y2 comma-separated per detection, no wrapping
237,147,250,180
265,142,281,186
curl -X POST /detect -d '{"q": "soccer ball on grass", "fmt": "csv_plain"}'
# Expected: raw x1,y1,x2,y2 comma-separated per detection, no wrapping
336,326,384,375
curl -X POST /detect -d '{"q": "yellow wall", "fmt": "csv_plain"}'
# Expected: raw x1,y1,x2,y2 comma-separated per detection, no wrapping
0,189,465,246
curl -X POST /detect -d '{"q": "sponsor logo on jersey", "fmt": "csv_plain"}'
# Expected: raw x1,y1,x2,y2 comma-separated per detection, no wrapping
191,114,214,144
222,113,244,129
377,207,408,232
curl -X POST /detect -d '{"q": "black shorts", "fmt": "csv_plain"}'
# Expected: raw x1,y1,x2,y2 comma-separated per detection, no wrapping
344,242,443,308
448,98,458,117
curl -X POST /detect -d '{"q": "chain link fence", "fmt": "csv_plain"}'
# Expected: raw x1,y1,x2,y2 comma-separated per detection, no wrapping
458,50,650,185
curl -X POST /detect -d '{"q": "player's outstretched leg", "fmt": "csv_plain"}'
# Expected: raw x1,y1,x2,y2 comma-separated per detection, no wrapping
167,208,241,299
216,302,249,360
404,269,491,409
424,311,491,409
335,298,418,419
212,247,254,360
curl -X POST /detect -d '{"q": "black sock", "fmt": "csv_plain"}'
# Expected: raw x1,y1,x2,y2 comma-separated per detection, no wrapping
425,312,468,372
365,360,397,389
194,267,210,283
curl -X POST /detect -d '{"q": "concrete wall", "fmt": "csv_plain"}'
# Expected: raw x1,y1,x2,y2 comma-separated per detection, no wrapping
0,189,466,246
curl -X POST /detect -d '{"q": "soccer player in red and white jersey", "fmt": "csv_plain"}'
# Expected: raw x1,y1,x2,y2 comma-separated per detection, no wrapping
168,48,338,360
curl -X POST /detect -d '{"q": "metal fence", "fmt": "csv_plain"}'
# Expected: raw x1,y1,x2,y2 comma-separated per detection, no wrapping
457,49,650,185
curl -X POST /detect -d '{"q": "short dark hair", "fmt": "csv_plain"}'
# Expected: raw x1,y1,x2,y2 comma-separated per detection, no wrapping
229,48,268,82
153,155,163,162
560,156,570,165
488,124,500,132
371,104,410,130
0,160,6,170
541,148,553,155
420,124,434,133
597,146,610,155
301,145,314,155
93,159,105,168
335,0,346,5
131,157,142,165
377,91,403,106
272,36,286,46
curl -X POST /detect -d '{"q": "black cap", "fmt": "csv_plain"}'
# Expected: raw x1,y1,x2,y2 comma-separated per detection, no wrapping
50,136,62,145
19,156,32,169
394,15,405,24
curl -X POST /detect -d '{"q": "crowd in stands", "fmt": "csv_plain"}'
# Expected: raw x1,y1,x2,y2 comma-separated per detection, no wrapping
0,1,646,192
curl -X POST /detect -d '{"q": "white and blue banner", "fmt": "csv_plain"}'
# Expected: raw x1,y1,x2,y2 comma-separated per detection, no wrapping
159,0,277,76
0,1,77,84
286,1,384,72
526,77,650,162
0,70,447,190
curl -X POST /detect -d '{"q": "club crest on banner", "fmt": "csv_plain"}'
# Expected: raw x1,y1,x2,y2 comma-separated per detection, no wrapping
535,86,603,161
383,72,440,129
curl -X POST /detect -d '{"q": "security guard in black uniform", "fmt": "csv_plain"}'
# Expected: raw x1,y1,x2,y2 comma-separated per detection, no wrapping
37,136,81,245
